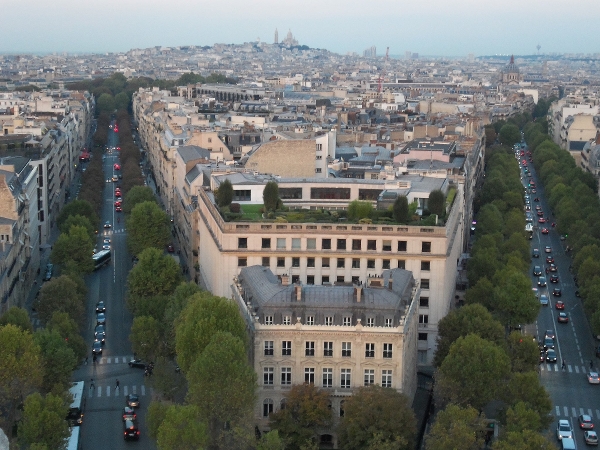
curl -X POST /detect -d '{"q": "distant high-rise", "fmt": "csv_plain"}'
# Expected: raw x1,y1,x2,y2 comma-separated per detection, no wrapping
274,28,279,45
363,46,376,58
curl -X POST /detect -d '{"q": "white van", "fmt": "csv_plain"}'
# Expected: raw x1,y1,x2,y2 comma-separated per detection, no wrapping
561,437,576,450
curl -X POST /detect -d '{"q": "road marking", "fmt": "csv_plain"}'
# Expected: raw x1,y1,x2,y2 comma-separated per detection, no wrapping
141,385,146,396
575,366,580,374
556,406,561,416
97,387,101,398
124,386,128,396
572,407,577,417
589,408,594,417
132,385,137,395
596,409,600,419
564,406,569,416
107,386,111,397
580,407,585,416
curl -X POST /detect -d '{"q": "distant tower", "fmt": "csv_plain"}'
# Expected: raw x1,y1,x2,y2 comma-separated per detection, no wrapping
537,44,541,55
274,28,279,45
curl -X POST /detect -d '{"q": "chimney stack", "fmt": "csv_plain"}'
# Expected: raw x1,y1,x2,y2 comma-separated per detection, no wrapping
354,286,362,303
281,274,290,286
295,284,302,301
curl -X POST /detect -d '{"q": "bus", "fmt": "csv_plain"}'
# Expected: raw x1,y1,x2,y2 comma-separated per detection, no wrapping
67,381,85,426
92,249,111,270
66,424,81,450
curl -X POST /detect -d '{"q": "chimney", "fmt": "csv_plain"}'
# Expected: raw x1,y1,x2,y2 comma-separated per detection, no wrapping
354,286,362,303
281,274,290,286
295,284,302,301
388,279,393,291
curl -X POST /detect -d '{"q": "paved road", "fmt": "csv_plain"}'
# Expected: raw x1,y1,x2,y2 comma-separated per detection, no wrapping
521,144,600,448
76,124,157,450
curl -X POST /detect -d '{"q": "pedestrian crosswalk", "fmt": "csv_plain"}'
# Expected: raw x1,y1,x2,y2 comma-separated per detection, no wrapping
555,406,600,420
540,364,593,373
89,384,147,398
90,355,135,365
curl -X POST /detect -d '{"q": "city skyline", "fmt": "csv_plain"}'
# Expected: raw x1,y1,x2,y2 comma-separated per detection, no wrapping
3,0,600,56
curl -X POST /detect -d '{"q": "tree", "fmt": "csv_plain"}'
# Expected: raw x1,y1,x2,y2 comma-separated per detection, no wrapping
147,400,169,440
130,316,160,361
50,225,94,274
33,329,77,393
0,306,33,333
433,304,505,367
157,404,207,450
498,123,521,148
217,179,234,207
35,276,85,330
263,180,280,211
347,200,373,220
114,92,130,111
427,189,445,216
505,402,542,433
96,92,115,114
484,125,497,146
127,201,171,256
464,277,496,311
123,186,157,215
162,282,202,356
257,430,286,450
338,385,416,450
392,196,410,223
18,392,69,450
424,404,486,450
175,292,248,373
127,248,181,309
58,214,95,240
56,200,98,231
491,429,557,450
503,372,552,429
437,334,511,410
186,332,256,449
493,268,540,328
47,312,87,363
269,383,332,450
506,332,539,373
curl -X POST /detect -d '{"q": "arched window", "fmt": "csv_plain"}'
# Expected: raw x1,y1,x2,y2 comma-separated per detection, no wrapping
280,398,287,410
263,398,274,417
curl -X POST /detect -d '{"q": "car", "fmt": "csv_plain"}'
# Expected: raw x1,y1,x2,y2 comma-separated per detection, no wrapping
533,249,540,258
550,274,559,283
525,205,531,212
544,330,555,341
94,325,105,343
102,244,110,250
123,419,139,441
553,287,562,297
43,263,54,281
103,238,111,245
543,337,555,350
534,197,540,202
114,164,121,170
540,294,549,306
128,359,146,369
585,430,599,445
545,246,552,253
114,201,122,207
538,217,546,223
92,340,103,355
555,300,565,309
580,414,595,429
533,266,542,276
532,188,537,193
541,228,549,234
557,419,574,440
537,210,544,217
126,394,140,408
546,255,554,264
96,312,106,325
111,176,118,182
103,221,111,229
167,244,174,253
545,349,557,363
122,406,137,421
115,191,122,198
116,146,121,151
588,372,600,385
558,312,569,323
538,276,547,287
547,264,557,273
115,206,122,212
96,301,106,313
536,205,542,211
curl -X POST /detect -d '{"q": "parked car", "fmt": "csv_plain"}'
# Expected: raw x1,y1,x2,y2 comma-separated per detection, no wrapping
96,313,106,325
43,263,54,281
128,359,146,369
92,340,103,355
557,419,573,440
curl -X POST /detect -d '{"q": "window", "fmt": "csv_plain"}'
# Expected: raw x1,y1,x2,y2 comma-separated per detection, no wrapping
398,241,407,252
322,368,332,388
292,257,300,267
337,258,345,269
316,143,323,151
422,241,431,253
367,240,376,250
315,168,322,173
264,316,273,325
233,190,251,201
264,341,274,356
238,238,247,249
283,315,291,325
383,240,392,251
282,341,292,356
264,367,274,385
352,258,360,269
305,341,315,356
325,316,333,326
304,368,315,384
307,257,315,268
238,257,247,267
383,343,393,358
277,238,286,249
421,279,430,289
263,398,274,417
382,370,392,388
307,238,316,249
277,257,285,268
324,342,333,357
366,317,375,327
322,258,330,268
352,239,362,250
306,316,314,325
419,297,429,307
262,257,270,267
280,188,302,199
337,239,346,250
367,259,375,269
421,261,431,271
322,275,330,284
337,276,345,283
292,238,301,250
278,367,292,387
262,238,271,249
365,343,375,358
208,137,212,143
364,369,375,386
419,315,429,327
397,259,405,269
418,333,428,341
311,187,350,200
322,239,331,250
382,259,390,269
316,155,322,160
307,275,314,284
341,369,351,388
385,318,393,327
342,342,352,357
343,316,352,326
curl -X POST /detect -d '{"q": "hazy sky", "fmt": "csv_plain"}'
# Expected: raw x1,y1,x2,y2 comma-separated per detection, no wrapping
3,0,599,56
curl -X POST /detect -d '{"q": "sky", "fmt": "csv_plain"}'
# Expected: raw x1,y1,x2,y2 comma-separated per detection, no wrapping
2,0,599,57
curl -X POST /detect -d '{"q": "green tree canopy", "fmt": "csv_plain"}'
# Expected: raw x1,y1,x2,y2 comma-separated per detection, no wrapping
127,201,171,256
263,180,280,212
47,312,87,363
506,332,539,373
127,247,181,305
257,430,286,450
56,199,98,231
338,385,416,450
216,179,233,207
392,196,410,223
51,225,94,274
114,91,130,111
96,92,115,114
35,275,85,330
491,429,557,450
347,200,373,220
503,371,552,430
0,306,33,333
123,185,157,215
18,392,69,450
157,404,207,450
498,123,521,148
505,401,543,433
130,316,160,361
58,214,95,240
33,329,77,393
147,400,169,441
492,268,540,327
424,404,486,450
427,189,445,216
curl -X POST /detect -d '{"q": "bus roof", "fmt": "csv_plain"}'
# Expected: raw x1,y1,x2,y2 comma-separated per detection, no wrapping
69,381,85,410
92,249,111,259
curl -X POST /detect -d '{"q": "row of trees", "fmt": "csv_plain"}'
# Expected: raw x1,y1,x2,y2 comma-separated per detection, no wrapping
424,117,557,447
